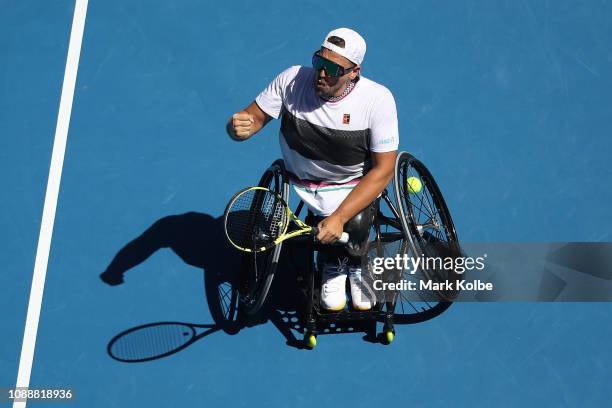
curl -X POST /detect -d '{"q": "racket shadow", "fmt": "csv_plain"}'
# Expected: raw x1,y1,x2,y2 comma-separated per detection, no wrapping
101,211,310,357
107,322,220,363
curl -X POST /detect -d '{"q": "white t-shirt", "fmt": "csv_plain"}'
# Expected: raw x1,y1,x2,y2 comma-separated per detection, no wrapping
255,65,399,215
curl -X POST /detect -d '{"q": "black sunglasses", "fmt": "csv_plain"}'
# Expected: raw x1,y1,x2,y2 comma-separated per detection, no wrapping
312,51,357,77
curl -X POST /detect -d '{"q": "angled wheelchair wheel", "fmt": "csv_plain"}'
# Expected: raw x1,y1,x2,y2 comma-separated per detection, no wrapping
204,271,241,334
238,160,290,315
367,190,451,325
394,151,461,301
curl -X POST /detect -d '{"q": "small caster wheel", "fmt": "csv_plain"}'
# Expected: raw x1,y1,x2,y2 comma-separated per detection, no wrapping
384,329,395,344
304,333,317,349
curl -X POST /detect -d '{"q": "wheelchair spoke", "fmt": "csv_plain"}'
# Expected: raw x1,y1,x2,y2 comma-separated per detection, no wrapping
407,168,438,224
396,294,419,314
219,284,231,307
388,152,459,322
401,165,435,229
398,290,433,311
218,283,236,319
403,164,452,245
422,184,450,242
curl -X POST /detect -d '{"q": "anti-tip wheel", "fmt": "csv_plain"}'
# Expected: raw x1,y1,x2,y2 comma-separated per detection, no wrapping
383,330,394,345
304,333,317,349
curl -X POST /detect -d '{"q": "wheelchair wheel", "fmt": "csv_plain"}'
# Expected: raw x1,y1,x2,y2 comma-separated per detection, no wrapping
394,151,461,301
367,192,451,324
238,160,290,315
204,272,241,334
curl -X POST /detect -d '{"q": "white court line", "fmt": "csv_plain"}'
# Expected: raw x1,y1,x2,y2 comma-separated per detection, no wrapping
13,0,89,407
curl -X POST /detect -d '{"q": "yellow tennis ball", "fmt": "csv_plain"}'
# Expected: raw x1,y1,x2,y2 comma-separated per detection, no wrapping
407,176,422,194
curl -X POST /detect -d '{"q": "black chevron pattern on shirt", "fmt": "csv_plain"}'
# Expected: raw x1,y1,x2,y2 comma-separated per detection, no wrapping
280,111,371,166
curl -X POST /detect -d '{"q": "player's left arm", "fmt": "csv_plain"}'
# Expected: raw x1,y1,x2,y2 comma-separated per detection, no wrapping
316,150,396,243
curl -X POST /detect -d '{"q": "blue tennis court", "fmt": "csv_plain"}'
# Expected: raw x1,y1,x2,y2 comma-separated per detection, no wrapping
2,0,612,406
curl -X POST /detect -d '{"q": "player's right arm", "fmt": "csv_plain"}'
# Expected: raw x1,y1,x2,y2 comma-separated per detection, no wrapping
227,101,273,141
227,65,301,141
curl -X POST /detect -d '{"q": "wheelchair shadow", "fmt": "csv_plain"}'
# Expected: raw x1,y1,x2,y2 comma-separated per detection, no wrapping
100,211,337,361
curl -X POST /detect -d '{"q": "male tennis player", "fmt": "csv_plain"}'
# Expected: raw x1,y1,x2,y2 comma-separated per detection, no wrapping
227,28,399,311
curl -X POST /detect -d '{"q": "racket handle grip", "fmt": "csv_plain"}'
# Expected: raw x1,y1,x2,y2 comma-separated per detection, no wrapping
311,227,350,244
338,232,349,244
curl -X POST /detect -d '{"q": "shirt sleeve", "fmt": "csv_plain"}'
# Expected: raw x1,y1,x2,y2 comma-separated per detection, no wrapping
369,88,400,153
255,65,301,120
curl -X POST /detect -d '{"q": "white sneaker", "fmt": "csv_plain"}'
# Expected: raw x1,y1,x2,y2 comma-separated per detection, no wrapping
349,266,376,311
320,258,349,311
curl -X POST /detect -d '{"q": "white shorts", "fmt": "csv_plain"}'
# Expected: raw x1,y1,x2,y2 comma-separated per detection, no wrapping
290,176,361,216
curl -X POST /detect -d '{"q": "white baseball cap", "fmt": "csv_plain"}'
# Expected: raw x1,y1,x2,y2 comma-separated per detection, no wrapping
321,27,366,65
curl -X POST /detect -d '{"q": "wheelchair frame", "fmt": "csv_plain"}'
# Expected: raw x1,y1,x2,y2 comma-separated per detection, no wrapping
234,151,460,348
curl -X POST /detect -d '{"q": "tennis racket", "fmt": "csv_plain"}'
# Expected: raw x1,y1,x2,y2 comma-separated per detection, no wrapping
224,186,349,253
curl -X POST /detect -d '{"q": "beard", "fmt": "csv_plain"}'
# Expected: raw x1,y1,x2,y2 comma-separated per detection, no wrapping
314,76,350,98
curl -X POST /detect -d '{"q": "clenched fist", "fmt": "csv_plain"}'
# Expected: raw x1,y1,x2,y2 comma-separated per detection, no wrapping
228,111,255,140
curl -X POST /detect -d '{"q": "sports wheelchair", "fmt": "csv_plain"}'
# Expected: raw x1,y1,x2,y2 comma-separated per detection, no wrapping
225,152,460,348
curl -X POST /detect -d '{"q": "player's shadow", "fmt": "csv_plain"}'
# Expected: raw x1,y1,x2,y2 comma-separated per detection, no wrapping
102,212,319,362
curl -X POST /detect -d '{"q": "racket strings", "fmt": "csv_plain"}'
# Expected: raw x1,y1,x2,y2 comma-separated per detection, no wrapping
226,189,288,249
269,197,286,237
